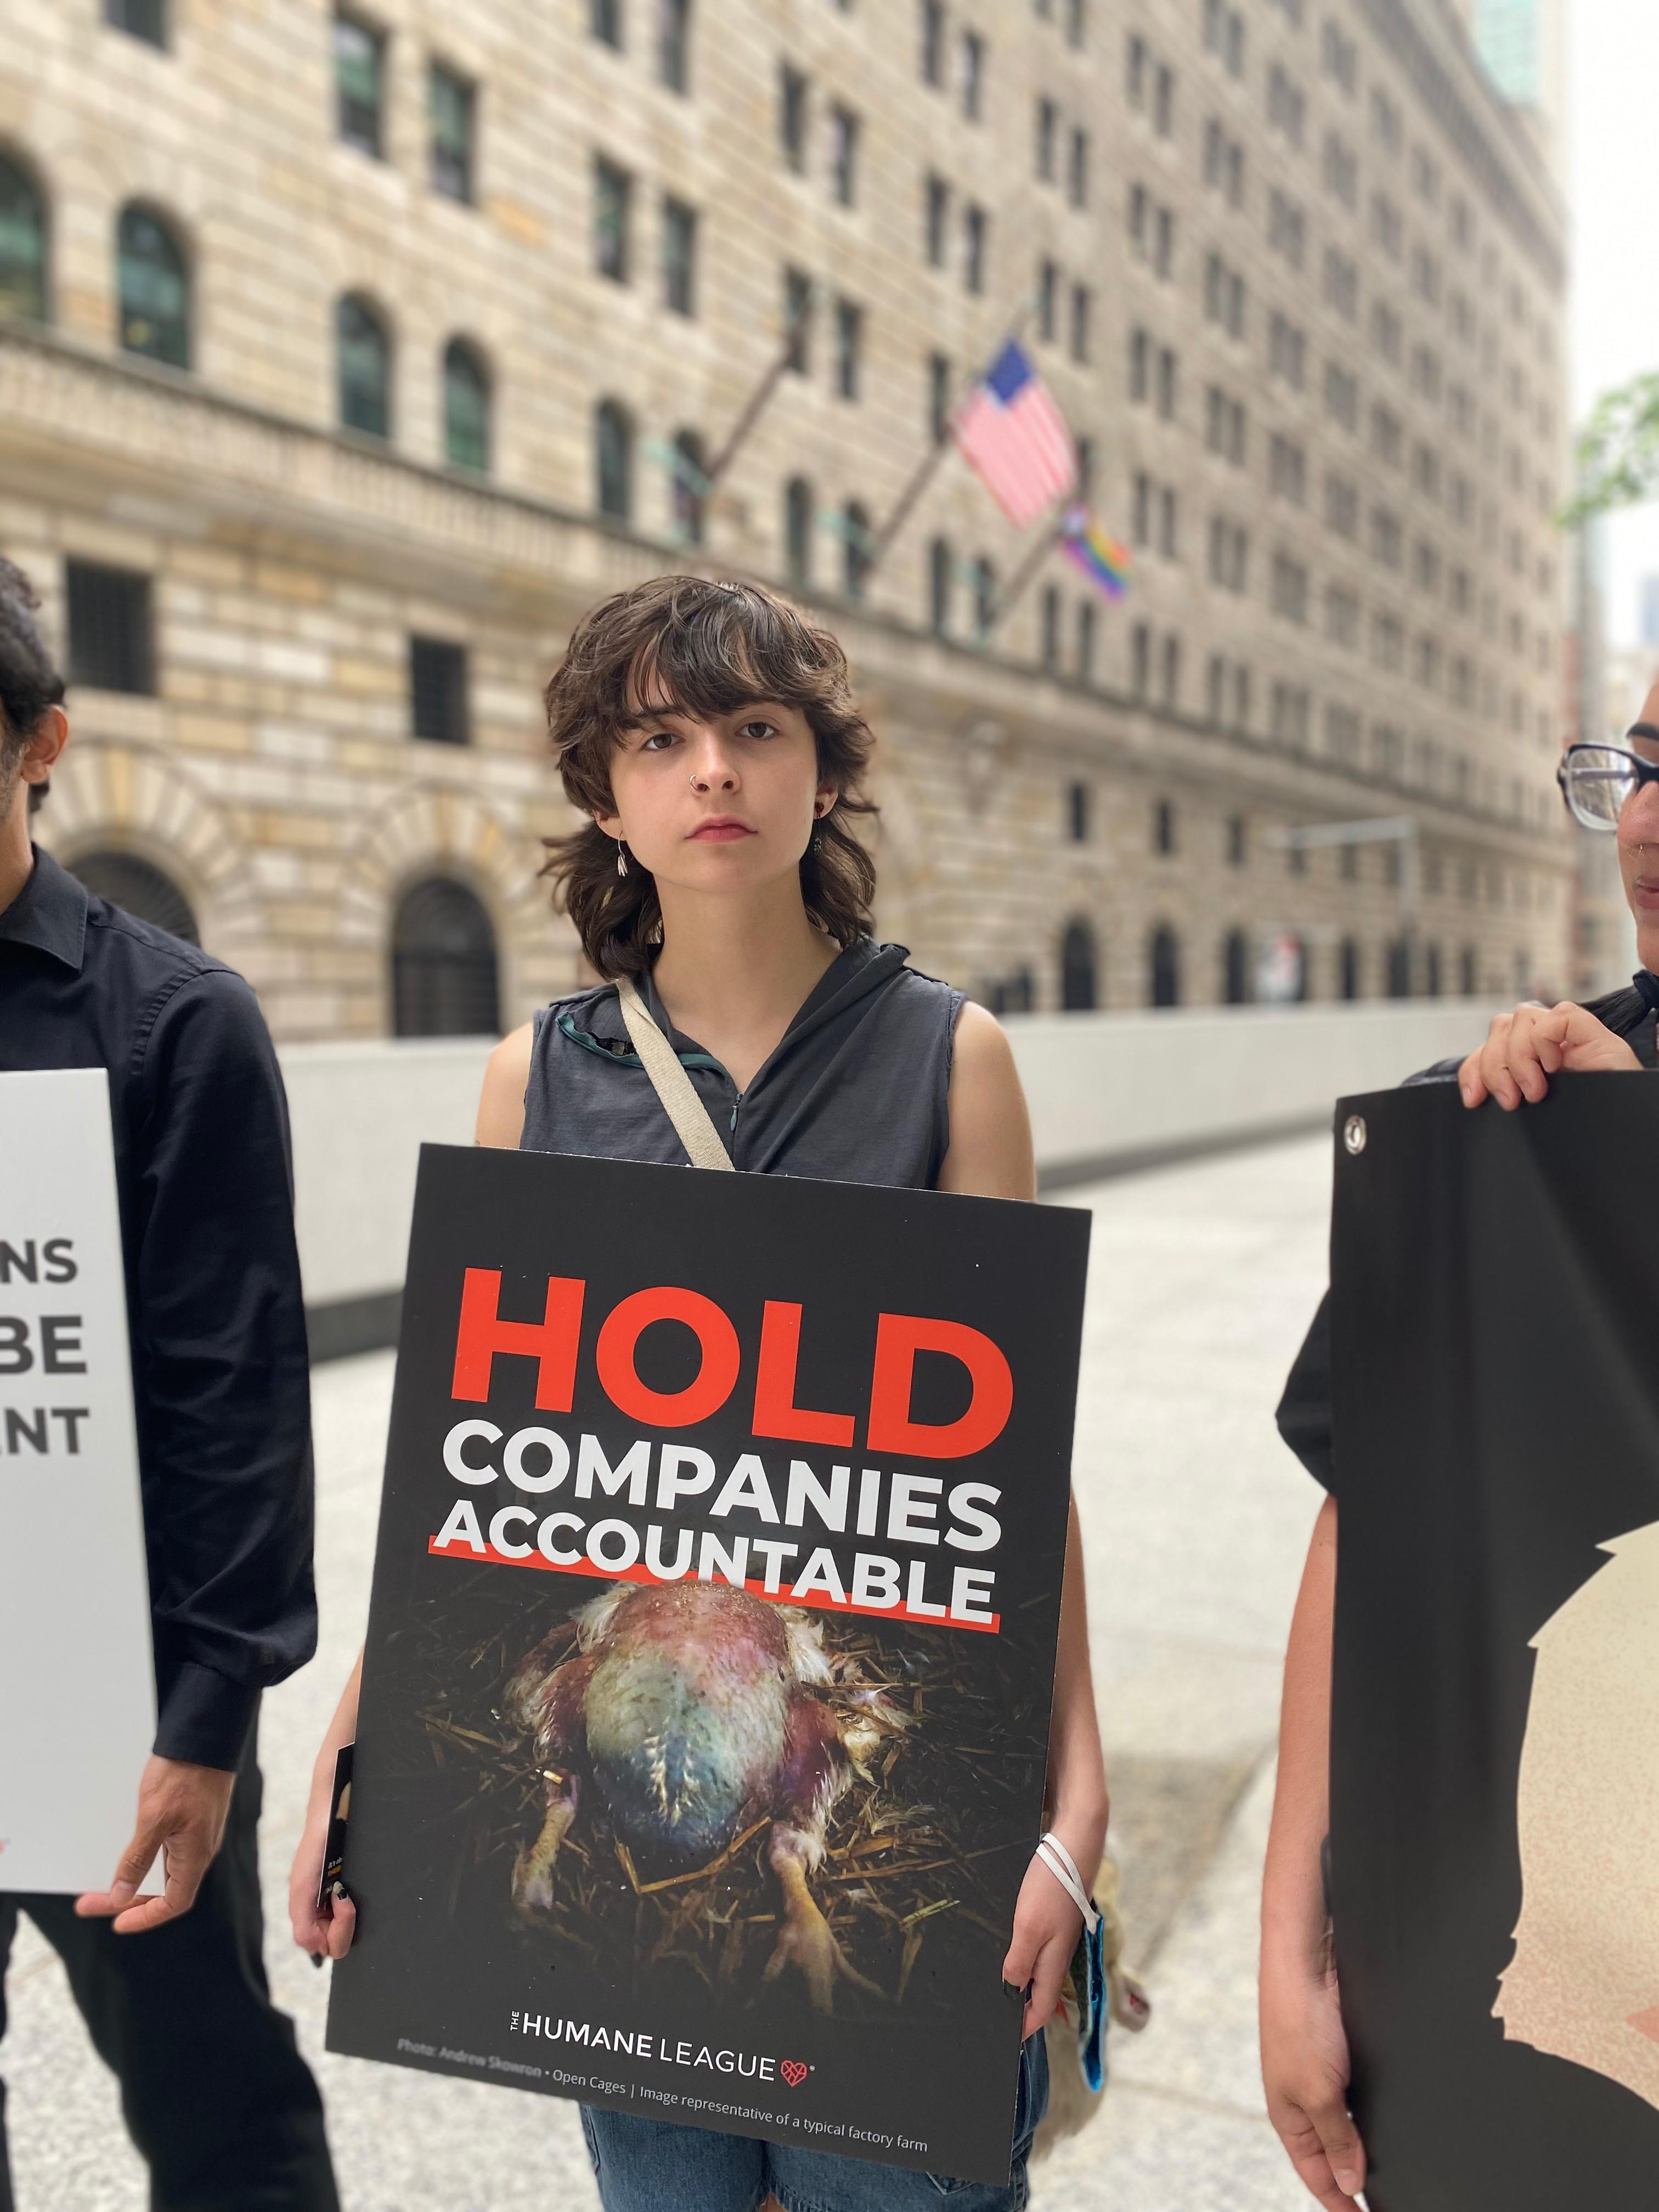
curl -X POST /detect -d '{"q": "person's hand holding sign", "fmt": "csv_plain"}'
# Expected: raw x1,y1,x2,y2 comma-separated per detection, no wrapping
74,1756,236,1932
1458,1000,1641,1110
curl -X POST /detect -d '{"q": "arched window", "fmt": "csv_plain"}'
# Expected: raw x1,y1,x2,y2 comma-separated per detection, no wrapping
69,850,198,943
843,500,872,601
596,398,633,523
1059,918,1097,1011
337,292,391,437
1424,941,1443,998
0,153,48,322
1149,923,1181,1008
1386,937,1413,998
670,428,707,544
784,476,814,590
928,537,953,634
970,557,997,641
442,338,490,471
391,877,499,1037
1340,937,1361,1001
1222,927,1249,1005
1459,944,1477,996
117,204,189,368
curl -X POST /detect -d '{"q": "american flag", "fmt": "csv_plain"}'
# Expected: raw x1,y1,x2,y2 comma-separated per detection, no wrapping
952,340,1077,527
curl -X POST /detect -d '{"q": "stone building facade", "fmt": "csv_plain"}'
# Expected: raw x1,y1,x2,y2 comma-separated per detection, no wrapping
0,0,1572,1037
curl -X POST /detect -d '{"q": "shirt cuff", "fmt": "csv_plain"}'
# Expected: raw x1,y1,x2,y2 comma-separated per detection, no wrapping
154,1661,259,1771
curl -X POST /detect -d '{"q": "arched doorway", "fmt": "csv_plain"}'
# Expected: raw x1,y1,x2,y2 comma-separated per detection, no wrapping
69,850,198,943
1222,927,1249,1005
1340,937,1361,1001
1059,918,1097,1010
391,877,500,1036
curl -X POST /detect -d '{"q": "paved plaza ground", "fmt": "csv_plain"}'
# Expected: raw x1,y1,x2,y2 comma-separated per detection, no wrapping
4,1133,1333,2211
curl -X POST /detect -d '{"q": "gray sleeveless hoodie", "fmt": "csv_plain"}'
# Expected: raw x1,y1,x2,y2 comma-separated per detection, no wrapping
520,938,962,1189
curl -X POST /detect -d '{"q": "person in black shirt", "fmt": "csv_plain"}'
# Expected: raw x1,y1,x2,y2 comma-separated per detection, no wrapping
1259,709,1659,2210
0,558,337,2209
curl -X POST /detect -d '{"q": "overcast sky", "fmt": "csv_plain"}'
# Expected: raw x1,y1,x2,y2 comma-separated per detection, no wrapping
1568,0,1659,646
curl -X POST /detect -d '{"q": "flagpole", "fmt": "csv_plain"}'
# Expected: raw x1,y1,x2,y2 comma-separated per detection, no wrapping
980,507,1068,642
865,294,1037,576
704,292,816,489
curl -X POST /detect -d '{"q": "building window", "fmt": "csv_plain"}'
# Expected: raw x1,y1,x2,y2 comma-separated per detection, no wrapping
116,205,189,368
1066,0,1086,44
1065,780,1090,842
785,476,814,589
334,12,385,157
780,64,809,171
65,561,154,695
1339,938,1361,1000
1131,620,1150,695
921,0,945,84
964,204,988,294
783,266,813,371
392,878,499,1038
961,29,984,120
843,500,872,600
834,298,862,398
0,154,48,322
662,195,697,314
1037,257,1058,342
1386,938,1412,999
1076,599,1096,683
409,635,469,745
1069,283,1090,364
1459,945,1477,995
657,0,691,91
336,292,391,436
595,158,631,281
670,428,707,544
70,851,195,939
928,537,953,633
1068,127,1088,208
1041,587,1062,669
1222,927,1249,1004
105,0,167,43
428,63,476,201
924,175,951,268
928,351,952,442
829,104,860,205
595,399,633,522
591,0,623,48
1154,63,1174,136
442,337,489,470
970,556,996,640
1060,918,1097,1010
1226,812,1246,866
1149,923,1180,1008
1161,632,1181,704
1153,797,1175,855
1035,96,1057,180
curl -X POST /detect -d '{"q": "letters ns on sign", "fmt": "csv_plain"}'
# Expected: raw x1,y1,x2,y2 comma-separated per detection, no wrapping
448,1271,1014,1459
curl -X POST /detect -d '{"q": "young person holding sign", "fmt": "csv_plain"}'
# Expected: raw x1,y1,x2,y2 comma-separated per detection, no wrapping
1262,707,1659,2209
0,558,336,2208
291,575,1110,2208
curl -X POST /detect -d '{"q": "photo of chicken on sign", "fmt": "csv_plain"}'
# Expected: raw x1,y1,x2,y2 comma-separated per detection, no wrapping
325,1143,1089,2185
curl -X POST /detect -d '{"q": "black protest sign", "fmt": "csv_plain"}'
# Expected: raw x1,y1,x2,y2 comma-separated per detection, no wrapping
326,1144,1090,2183
1328,1076,1659,2210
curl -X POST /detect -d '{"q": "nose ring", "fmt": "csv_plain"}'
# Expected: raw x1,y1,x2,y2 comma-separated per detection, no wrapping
689,773,703,791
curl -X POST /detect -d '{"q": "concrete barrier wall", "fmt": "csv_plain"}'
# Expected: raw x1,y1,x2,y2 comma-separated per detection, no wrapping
280,997,1496,1350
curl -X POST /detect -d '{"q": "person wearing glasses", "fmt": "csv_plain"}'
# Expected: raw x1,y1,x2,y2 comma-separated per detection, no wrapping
1258,712,1656,2211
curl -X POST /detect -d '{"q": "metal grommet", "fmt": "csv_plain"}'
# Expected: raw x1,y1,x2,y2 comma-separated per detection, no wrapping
1343,1114,1368,1156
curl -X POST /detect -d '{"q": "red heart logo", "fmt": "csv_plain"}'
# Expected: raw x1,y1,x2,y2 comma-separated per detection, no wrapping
780,2059,808,2089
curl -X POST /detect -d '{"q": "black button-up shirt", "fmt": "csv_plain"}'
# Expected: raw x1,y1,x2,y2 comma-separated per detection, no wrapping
1,847,317,1768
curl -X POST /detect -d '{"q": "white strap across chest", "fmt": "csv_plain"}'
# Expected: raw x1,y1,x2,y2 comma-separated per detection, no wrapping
614,976,736,1173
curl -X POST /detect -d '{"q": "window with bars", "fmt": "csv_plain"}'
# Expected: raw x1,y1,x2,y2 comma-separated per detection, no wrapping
429,64,475,200
66,561,155,695
409,636,469,744
334,12,384,156
71,851,196,939
392,878,499,1037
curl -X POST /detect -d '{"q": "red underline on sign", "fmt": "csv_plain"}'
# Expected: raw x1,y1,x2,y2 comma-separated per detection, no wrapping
425,1538,1001,1633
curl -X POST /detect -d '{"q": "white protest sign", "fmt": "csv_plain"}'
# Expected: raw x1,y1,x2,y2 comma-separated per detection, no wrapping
0,1069,154,1892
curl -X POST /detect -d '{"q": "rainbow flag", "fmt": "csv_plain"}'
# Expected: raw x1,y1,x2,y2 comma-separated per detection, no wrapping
1058,505,1130,600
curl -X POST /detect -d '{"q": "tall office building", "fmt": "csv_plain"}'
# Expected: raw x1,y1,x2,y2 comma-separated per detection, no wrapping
0,0,1571,1035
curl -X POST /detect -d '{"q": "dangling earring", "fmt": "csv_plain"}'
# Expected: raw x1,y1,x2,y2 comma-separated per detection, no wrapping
616,842,629,878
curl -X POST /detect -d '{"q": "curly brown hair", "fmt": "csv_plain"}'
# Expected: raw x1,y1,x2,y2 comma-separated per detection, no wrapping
542,575,878,979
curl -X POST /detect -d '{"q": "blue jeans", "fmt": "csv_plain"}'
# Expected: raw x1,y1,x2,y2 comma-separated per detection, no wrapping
579,2030,1049,2211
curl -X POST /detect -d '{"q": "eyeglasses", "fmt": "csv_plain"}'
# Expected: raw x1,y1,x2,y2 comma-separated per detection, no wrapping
1557,730,1659,831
